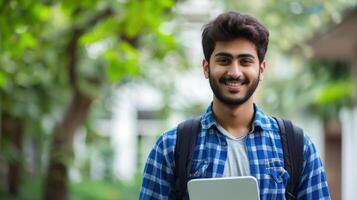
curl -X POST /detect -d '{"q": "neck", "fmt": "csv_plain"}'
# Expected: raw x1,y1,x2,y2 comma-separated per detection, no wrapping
212,97,255,138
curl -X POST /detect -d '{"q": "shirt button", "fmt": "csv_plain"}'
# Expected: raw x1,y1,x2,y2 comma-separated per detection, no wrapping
221,141,227,146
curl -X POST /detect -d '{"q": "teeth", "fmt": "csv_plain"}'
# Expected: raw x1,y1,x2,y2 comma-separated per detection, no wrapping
226,82,243,86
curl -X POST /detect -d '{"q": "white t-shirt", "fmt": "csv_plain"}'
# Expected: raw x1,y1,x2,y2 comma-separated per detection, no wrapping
216,124,251,177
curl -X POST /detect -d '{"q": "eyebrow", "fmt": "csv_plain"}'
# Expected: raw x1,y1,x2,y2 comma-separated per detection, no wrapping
214,52,255,59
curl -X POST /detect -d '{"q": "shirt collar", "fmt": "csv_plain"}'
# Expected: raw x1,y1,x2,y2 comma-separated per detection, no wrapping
201,103,272,133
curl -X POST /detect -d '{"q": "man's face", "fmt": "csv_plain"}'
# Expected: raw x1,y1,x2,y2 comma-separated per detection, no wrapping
202,38,266,106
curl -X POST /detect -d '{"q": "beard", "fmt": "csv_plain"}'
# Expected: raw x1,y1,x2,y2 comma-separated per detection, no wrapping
208,67,260,106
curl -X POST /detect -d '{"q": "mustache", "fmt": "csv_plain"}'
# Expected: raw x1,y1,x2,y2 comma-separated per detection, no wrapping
219,76,249,84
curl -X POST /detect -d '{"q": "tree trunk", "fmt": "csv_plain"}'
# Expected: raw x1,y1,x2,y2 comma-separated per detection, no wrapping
43,8,114,200
1,112,23,196
44,91,92,200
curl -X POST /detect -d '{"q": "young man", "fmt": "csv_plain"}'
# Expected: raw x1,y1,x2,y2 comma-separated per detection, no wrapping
139,12,330,199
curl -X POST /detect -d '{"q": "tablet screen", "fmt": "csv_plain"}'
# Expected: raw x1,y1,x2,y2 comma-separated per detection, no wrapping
187,176,259,200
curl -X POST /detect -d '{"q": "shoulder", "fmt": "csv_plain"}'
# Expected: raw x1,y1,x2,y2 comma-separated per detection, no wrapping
253,105,280,132
153,116,204,152
153,127,177,155
301,133,319,160
144,127,178,175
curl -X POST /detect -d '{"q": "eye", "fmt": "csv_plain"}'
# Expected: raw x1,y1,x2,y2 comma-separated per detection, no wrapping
240,58,253,66
216,57,231,65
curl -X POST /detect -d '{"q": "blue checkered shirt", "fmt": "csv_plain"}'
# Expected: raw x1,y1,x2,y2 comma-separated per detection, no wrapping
139,104,330,199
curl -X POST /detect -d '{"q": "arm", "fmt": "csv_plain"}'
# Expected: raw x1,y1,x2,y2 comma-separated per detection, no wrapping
296,135,331,199
139,130,176,200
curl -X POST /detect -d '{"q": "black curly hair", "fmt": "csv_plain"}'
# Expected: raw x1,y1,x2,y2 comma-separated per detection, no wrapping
202,11,269,63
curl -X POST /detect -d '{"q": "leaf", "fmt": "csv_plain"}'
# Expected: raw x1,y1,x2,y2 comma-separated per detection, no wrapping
119,42,139,75
0,70,7,87
315,81,353,105
33,4,51,21
80,18,117,45
104,44,139,82
123,1,144,37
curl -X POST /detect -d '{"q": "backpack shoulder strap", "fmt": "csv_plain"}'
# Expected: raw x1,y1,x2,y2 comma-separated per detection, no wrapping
173,117,201,200
275,117,304,200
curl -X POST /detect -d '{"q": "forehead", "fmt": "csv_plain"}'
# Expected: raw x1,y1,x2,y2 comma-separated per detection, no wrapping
212,38,258,57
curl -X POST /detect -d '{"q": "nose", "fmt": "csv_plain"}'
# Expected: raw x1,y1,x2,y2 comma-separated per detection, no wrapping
227,61,242,78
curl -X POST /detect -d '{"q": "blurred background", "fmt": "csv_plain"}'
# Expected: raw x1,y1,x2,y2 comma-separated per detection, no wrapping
1,0,357,199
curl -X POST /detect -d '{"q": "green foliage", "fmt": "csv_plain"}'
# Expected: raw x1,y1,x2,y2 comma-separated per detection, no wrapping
0,178,141,200
0,70,6,87
71,180,122,200
70,180,140,200
308,60,354,120
315,81,353,105
0,176,43,200
0,0,183,198
105,42,140,82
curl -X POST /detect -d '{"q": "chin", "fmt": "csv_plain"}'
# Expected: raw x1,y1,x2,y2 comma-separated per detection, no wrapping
223,93,246,100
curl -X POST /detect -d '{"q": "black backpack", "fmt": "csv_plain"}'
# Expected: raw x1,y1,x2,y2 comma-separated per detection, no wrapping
172,117,304,200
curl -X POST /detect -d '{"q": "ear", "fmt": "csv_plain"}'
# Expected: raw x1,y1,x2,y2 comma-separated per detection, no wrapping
259,60,266,81
202,59,209,79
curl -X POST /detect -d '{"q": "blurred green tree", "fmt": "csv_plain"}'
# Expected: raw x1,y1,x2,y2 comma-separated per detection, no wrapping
0,0,184,199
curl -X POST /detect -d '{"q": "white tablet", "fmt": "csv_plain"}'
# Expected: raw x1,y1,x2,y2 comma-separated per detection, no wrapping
187,176,259,200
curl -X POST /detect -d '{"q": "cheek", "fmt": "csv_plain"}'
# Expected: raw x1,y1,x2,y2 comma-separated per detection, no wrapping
248,68,260,77
209,66,225,75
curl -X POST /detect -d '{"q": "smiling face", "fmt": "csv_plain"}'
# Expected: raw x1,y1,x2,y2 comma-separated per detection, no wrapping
203,37,266,106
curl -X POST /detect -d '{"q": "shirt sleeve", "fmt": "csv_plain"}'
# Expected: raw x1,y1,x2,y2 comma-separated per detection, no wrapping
296,134,331,199
139,130,176,200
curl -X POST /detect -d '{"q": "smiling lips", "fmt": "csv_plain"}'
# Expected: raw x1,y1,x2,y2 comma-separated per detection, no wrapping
223,80,246,92
225,81,244,86
219,76,249,91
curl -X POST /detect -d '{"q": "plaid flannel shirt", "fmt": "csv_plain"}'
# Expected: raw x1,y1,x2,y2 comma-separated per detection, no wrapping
139,104,330,200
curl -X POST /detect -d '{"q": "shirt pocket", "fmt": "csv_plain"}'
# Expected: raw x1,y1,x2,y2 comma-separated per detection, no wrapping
262,159,290,199
189,159,209,179
266,166,289,185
